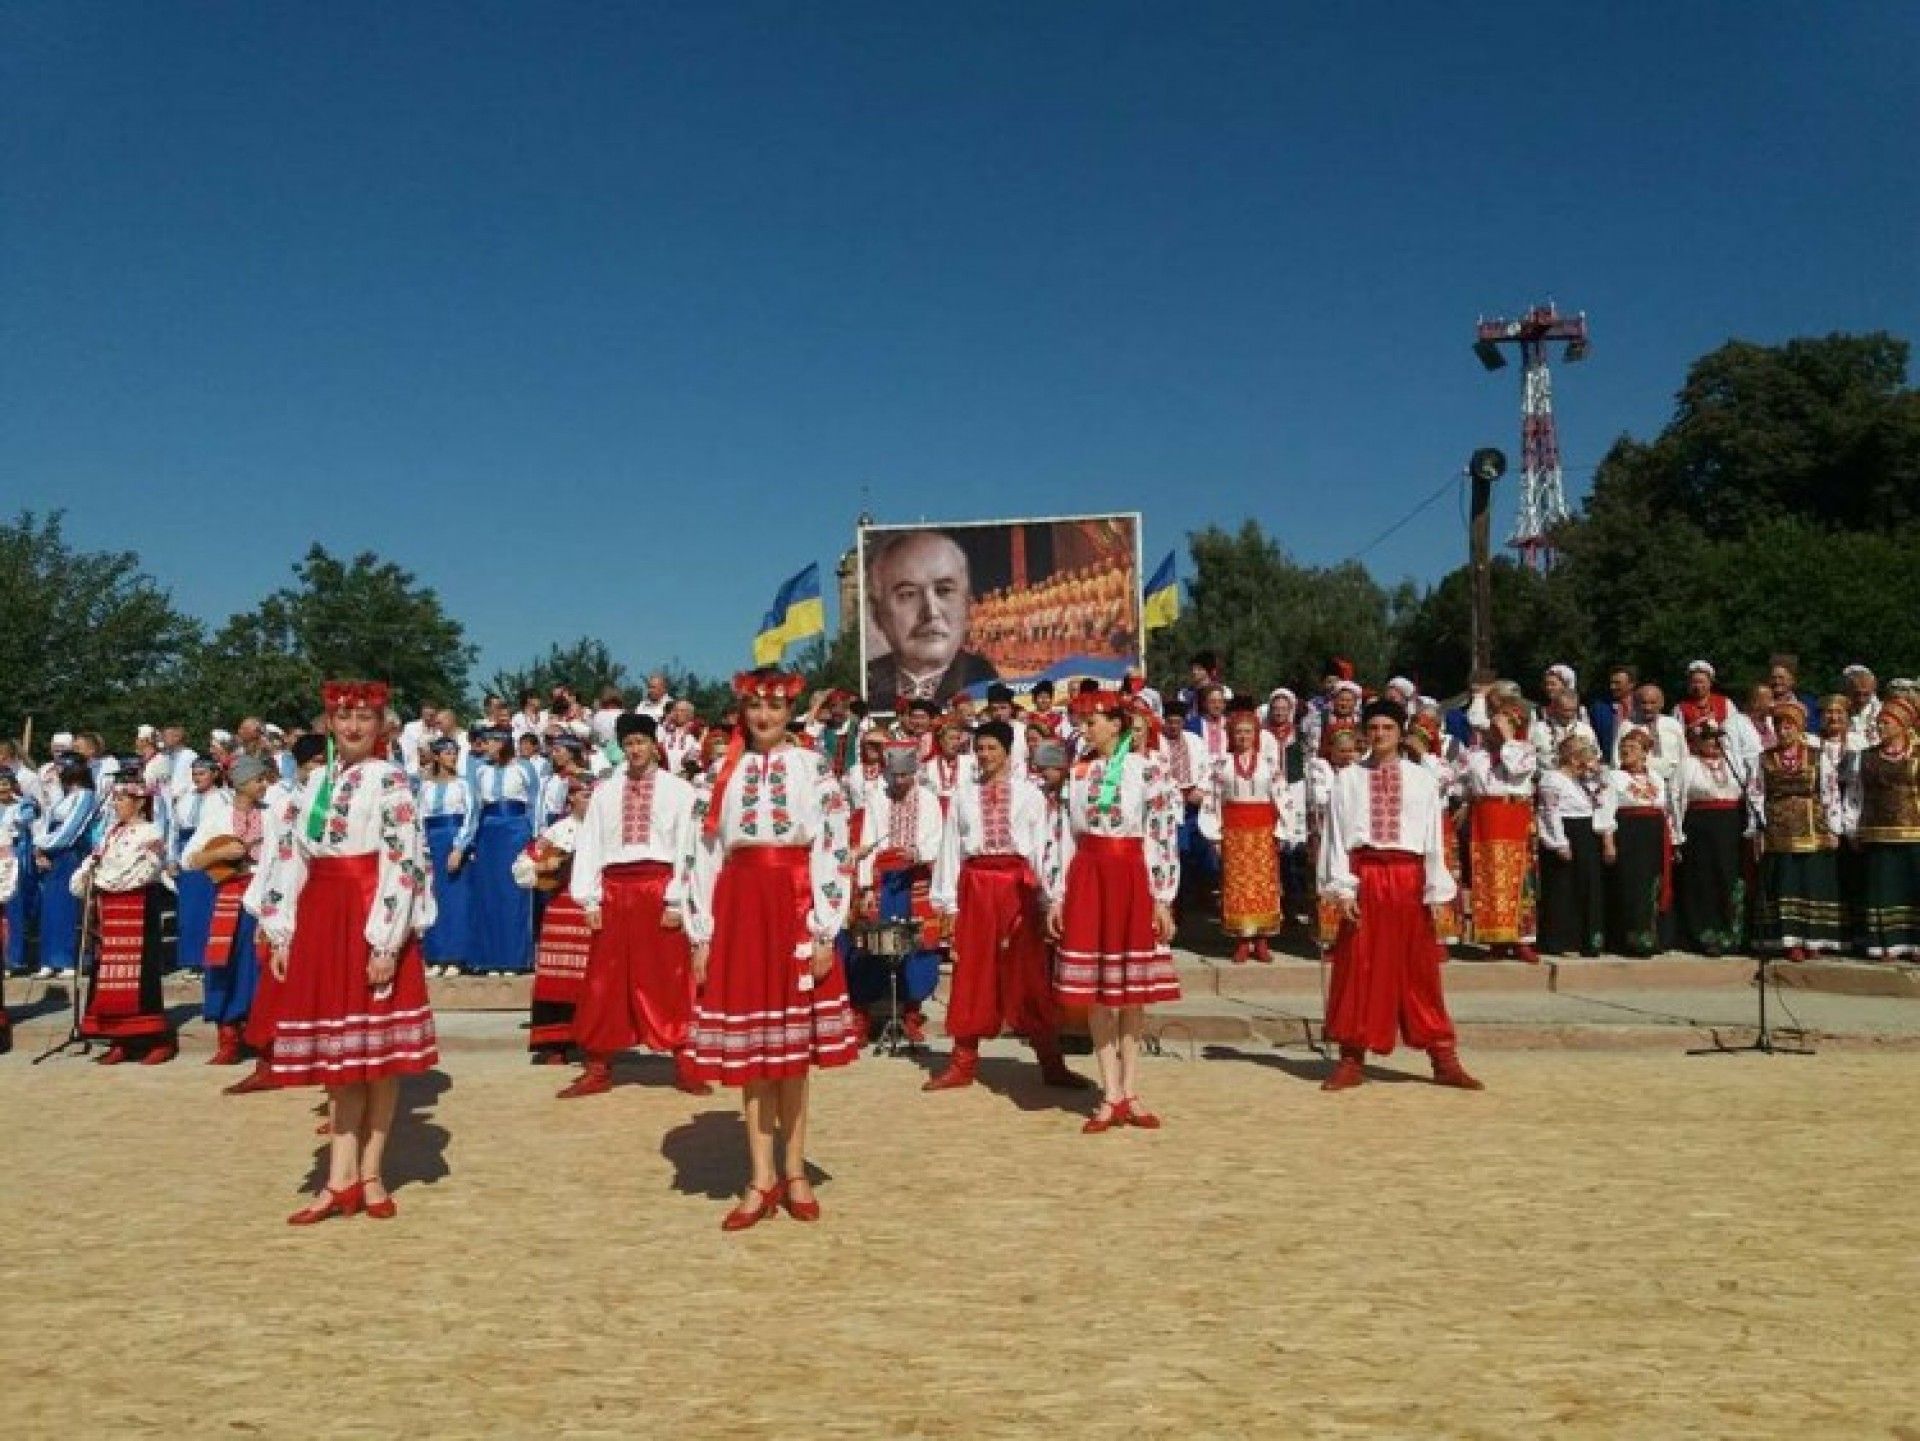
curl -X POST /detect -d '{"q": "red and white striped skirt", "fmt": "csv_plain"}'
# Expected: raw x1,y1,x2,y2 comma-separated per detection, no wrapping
1054,836,1181,1007
270,854,438,1088
689,845,857,1085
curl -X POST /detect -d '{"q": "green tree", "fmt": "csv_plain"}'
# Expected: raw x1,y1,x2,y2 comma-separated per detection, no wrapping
1391,558,1594,700
488,637,631,706
183,546,475,726
0,511,201,743
1146,522,1403,695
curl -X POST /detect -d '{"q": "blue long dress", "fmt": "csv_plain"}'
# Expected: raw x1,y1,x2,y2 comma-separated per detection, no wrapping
468,761,539,973
34,791,99,974
421,777,478,968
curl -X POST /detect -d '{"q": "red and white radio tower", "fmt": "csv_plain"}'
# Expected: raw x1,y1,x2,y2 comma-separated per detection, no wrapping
1473,303,1590,571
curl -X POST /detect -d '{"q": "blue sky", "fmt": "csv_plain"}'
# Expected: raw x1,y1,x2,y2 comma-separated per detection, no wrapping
6,2,1916,682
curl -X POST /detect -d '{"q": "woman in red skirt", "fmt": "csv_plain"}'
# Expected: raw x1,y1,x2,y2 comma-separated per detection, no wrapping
681,669,857,1231
258,680,439,1225
76,768,176,1064
1318,699,1481,1092
1044,689,1182,1133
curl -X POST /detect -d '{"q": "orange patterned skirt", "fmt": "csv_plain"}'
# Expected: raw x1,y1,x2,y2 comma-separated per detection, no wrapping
1468,797,1536,945
1219,801,1282,937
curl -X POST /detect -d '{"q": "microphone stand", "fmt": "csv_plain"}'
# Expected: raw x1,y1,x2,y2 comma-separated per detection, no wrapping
34,863,98,1063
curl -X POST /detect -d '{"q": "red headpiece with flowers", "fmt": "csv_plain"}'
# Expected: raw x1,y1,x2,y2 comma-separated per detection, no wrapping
322,680,392,714
1069,689,1127,720
731,670,807,703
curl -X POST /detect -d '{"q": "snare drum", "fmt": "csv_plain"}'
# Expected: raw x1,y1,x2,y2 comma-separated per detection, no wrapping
854,921,918,959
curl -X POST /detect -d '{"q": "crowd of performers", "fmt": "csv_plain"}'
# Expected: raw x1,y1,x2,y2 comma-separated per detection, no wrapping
1,648,1914,1224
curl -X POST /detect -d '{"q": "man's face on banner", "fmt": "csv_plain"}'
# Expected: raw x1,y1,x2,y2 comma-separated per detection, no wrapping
870,532,971,676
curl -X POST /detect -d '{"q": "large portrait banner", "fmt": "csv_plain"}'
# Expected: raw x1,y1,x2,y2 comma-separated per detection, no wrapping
857,513,1142,710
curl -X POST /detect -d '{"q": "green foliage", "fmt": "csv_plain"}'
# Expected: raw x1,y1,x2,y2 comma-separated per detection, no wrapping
0,511,201,741
488,637,631,707
1390,559,1594,699
181,546,476,728
1146,522,1403,695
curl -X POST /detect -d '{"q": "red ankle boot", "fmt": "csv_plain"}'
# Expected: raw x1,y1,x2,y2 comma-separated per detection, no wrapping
140,1040,178,1065
225,1060,276,1095
674,1052,713,1096
923,1040,979,1091
1253,937,1272,963
558,1058,613,1099
208,1025,243,1066
1232,941,1252,964
1321,1047,1366,1091
903,1008,928,1044
1430,1046,1485,1091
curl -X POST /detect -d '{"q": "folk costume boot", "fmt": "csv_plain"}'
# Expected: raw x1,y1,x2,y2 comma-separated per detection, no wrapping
1034,1035,1094,1089
1321,1046,1367,1092
558,1055,614,1099
225,1058,276,1095
674,1050,713,1097
923,1039,979,1091
1429,1045,1485,1091
1252,937,1272,963
1232,941,1252,964
209,1025,244,1066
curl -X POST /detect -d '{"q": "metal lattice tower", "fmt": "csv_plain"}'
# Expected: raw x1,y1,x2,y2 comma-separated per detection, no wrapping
1473,304,1590,571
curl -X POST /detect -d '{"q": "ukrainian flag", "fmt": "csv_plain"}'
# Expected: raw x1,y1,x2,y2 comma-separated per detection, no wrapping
1142,550,1179,632
753,562,827,665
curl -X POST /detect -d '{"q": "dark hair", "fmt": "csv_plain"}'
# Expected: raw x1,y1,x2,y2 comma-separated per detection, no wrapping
58,755,95,789
292,734,329,766
974,720,1014,751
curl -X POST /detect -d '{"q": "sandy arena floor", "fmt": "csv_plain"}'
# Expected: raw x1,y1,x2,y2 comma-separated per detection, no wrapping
2,1042,1917,1440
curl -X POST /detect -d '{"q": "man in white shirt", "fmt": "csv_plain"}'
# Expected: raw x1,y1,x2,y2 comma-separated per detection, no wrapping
634,674,674,722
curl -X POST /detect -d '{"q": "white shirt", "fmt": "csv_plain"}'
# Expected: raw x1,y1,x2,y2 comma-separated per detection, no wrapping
1317,757,1457,906
570,762,697,909
1048,750,1181,907
1467,740,1539,800
1536,769,1619,851
929,772,1051,912
1610,713,1687,782
856,780,943,891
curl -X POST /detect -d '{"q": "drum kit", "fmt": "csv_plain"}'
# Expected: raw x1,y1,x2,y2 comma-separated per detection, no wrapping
850,919,935,1056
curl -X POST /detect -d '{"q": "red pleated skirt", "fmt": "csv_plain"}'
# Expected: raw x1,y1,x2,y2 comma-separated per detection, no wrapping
1054,836,1181,1007
1325,850,1455,1055
946,854,1059,1041
689,846,857,1085
270,854,439,1088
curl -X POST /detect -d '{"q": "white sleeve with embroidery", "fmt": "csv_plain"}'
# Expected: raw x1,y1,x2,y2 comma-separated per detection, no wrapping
1143,758,1180,906
805,755,854,943
1317,769,1355,903
370,769,433,951
929,796,963,915
679,791,724,948
1420,768,1458,906
1536,773,1569,851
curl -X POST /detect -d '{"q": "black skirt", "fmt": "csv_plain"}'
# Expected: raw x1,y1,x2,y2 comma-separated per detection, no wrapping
1538,817,1605,956
1676,805,1744,955
1607,810,1671,956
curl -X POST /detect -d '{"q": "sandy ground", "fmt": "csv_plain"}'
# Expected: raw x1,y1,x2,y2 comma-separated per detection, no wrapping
2,1042,1917,1440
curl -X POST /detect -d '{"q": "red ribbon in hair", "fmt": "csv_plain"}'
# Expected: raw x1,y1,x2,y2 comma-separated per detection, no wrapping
322,679,391,713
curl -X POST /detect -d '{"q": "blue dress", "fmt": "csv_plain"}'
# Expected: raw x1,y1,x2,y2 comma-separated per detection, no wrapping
420,778,478,967
3,799,41,972
170,789,217,973
34,790,99,973
468,761,540,973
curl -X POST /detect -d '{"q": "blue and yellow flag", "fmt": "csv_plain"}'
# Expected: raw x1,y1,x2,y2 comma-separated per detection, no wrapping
1142,550,1179,632
753,562,827,665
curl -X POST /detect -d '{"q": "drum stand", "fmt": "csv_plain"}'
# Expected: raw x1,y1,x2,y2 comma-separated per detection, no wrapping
869,955,925,1058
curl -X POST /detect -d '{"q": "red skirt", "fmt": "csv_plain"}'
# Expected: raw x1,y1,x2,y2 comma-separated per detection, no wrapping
529,891,592,1050
1055,836,1181,1007
82,887,171,1042
1325,850,1456,1055
243,931,280,1054
1220,801,1282,936
946,854,1059,1041
1468,796,1537,944
689,846,857,1085
270,854,439,1088
575,861,695,1055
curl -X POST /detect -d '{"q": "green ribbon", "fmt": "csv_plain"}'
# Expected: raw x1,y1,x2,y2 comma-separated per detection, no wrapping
1096,731,1133,813
303,736,336,843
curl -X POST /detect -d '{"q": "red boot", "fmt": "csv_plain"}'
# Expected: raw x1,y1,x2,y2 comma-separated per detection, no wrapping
1252,937,1272,963
1430,1045,1485,1091
1513,944,1541,964
923,1039,979,1091
1786,946,1808,963
140,1040,178,1066
1232,941,1252,964
558,1057,613,1099
1320,1046,1366,1091
225,1060,276,1095
674,1052,713,1096
208,1025,243,1066
903,1008,928,1044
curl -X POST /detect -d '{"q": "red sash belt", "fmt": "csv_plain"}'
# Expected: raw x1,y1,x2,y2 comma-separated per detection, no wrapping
1075,836,1143,859
726,844,809,871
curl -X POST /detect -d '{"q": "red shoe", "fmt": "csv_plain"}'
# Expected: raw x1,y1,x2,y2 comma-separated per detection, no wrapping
208,1025,243,1066
288,1183,364,1226
1786,946,1808,963
1123,1096,1162,1129
140,1042,177,1066
1253,938,1272,963
361,1183,398,1220
225,1062,276,1095
780,1176,822,1223
95,1045,129,1066
557,1067,612,1099
922,1042,979,1092
1513,945,1541,964
1082,1098,1131,1134
721,1182,783,1233
1430,1048,1486,1091
674,1055,713,1096
903,1009,928,1044
1321,1050,1366,1091
1232,941,1252,964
